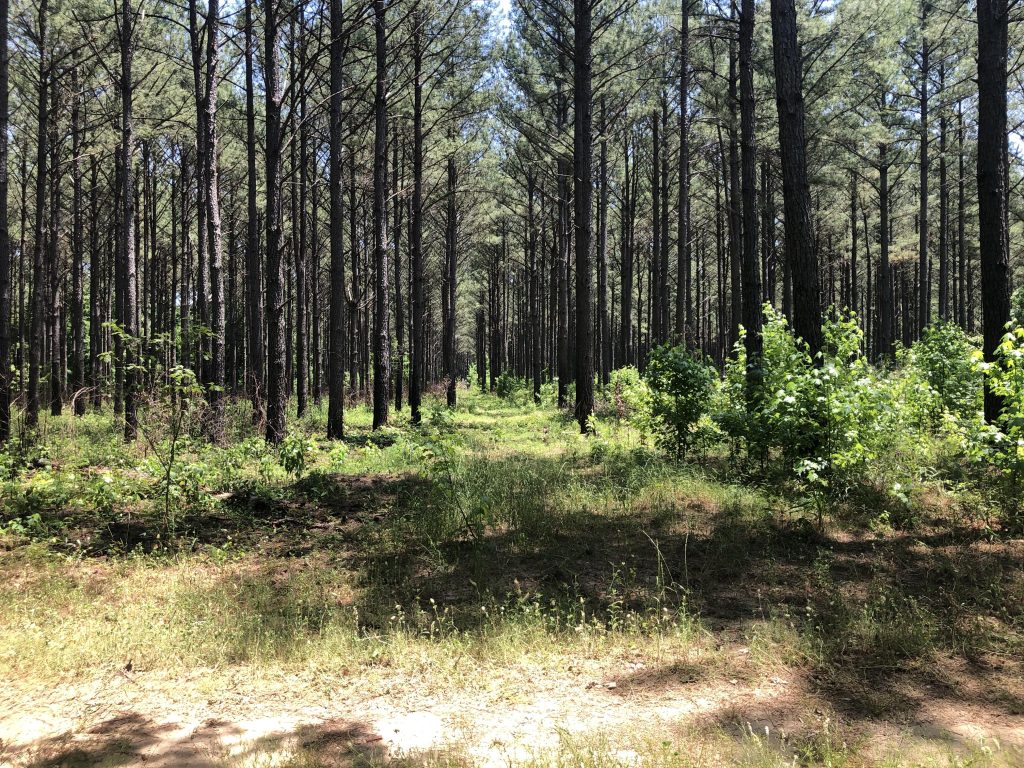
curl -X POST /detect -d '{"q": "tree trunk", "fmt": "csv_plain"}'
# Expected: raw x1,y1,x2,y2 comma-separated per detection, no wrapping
205,0,226,439
598,97,610,386
918,0,930,334
0,0,10,441
119,0,139,441
740,0,763,398
89,158,101,409
444,155,457,408
728,27,741,353
573,0,593,432
849,170,858,315
48,74,62,417
937,62,948,322
245,0,264,427
26,0,47,430
877,144,894,360
409,6,425,424
264,0,286,443
769,0,822,357
677,0,691,345
295,22,309,419
976,0,1010,422
327,0,346,439
371,0,391,429
957,100,967,330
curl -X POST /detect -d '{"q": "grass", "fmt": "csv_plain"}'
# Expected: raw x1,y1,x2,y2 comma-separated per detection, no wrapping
1,386,1023,767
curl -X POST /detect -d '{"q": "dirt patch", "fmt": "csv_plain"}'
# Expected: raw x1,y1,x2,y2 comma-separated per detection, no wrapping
3,644,1023,767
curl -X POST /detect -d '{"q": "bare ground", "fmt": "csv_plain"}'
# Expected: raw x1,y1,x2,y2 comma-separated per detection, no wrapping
3,633,1023,767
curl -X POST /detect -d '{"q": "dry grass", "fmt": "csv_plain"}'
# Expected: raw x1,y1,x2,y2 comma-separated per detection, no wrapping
1,389,1022,766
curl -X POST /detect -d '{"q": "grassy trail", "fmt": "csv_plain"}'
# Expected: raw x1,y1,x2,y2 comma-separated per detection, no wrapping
1,390,1022,766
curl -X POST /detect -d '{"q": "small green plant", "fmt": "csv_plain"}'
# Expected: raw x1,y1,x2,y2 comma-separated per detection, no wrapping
138,363,208,530
908,321,982,423
0,512,48,538
601,365,650,423
967,323,1024,524
642,344,717,459
495,371,528,402
279,432,318,479
327,442,349,473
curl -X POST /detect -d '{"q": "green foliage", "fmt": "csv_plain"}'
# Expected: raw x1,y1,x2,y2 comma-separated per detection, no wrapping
907,322,983,423
278,433,318,479
495,371,524,400
642,345,717,459
966,325,1024,522
601,365,651,423
721,309,936,518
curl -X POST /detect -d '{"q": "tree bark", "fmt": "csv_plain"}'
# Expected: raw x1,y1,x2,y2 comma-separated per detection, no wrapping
119,0,139,441
205,0,226,439
677,0,691,345
371,0,391,429
918,0,930,334
245,0,264,427
327,0,346,439
740,0,762,395
0,0,10,441
26,0,47,430
264,0,286,443
573,0,594,432
976,0,1010,422
409,5,425,424
769,0,822,357
444,155,457,408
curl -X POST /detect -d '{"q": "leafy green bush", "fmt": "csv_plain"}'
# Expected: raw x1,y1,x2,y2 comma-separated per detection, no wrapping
642,345,717,458
966,324,1024,521
278,433,318,479
720,308,934,510
600,365,650,422
495,371,526,400
719,308,816,460
907,322,982,423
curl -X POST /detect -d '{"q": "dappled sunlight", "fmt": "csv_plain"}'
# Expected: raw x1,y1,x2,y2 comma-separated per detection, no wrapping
2,392,1024,766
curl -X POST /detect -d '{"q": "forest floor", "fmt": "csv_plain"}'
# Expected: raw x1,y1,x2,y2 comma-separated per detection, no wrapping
1,390,1023,767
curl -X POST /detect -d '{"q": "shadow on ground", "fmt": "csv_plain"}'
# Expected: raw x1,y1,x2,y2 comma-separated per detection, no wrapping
4,711,403,768
10,447,1024,748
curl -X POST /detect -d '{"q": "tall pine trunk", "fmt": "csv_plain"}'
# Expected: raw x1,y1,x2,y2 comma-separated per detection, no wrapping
327,0,346,439
409,5,424,424
740,0,762,399
0,0,10,441
976,0,1010,422
26,0,47,430
371,0,391,429
264,0,286,443
573,0,594,432
769,0,822,357
205,0,226,439
119,0,139,440
245,0,264,427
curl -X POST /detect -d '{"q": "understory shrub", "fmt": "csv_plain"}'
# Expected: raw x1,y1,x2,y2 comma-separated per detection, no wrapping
906,321,983,424
600,365,650,422
966,324,1024,521
642,345,717,458
719,308,935,504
